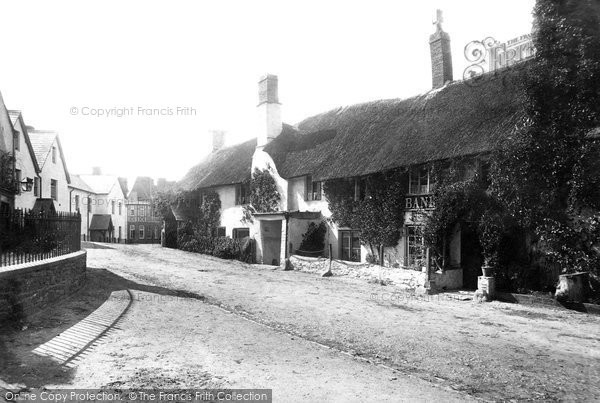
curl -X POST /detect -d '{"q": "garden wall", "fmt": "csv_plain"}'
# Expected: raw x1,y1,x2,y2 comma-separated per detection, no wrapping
287,255,462,291
0,251,87,323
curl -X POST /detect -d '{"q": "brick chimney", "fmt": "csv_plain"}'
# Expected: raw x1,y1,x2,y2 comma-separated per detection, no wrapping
256,74,282,148
211,130,226,152
429,9,453,89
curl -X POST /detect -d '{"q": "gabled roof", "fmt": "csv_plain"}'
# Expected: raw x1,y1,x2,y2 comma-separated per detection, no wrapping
178,137,257,191
32,198,57,214
8,110,20,125
90,214,113,230
28,130,71,182
69,174,94,193
129,176,155,201
78,174,118,195
8,110,41,173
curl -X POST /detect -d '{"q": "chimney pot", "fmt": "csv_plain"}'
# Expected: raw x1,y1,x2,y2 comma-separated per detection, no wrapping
211,130,226,152
429,9,453,89
258,74,279,105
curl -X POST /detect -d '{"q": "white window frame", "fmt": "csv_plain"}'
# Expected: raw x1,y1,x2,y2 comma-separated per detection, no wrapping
408,166,432,195
139,225,145,239
129,225,135,239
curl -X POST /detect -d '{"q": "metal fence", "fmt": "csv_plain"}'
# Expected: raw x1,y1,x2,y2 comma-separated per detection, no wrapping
0,209,81,267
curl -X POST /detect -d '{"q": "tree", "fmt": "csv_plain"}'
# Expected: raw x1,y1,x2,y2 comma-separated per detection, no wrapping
490,0,600,274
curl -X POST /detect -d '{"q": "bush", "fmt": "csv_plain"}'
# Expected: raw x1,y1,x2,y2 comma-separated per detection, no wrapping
176,223,254,263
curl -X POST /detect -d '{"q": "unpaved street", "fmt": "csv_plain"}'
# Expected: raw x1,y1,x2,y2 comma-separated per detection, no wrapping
3,243,600,401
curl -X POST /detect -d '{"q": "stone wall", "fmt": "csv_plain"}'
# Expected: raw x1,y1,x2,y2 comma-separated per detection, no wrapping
288,255,462,291
0,251,87,323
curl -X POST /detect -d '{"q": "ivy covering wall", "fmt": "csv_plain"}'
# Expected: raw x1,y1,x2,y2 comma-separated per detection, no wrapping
324,169,406,258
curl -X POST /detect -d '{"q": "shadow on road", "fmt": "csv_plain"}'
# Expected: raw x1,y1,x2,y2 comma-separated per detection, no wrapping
0,267,205,388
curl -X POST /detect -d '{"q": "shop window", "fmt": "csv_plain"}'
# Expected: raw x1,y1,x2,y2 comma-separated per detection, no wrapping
340,230,361,262
407,226,426,268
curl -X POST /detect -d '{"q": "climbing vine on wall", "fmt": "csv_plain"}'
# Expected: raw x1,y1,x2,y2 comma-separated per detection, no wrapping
0,151,16,193
323,169,406,256
242,168,281,223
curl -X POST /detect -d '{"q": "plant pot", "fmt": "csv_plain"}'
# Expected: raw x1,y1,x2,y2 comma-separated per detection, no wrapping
481,265,493,277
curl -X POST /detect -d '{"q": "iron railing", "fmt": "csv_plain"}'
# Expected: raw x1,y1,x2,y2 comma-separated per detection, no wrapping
0,209,81,267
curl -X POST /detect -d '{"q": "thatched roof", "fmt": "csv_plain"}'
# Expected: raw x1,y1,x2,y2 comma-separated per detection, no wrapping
180,66,527,190
266,66,527,181
178,138,257,191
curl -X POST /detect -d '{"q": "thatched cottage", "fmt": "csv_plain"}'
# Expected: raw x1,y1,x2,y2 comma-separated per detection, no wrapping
177,15,527,289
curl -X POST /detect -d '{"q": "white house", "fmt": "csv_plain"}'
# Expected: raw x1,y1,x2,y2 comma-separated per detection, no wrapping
9,111,42,210
78,170,128,242
68,174,95,240
28,130,71,212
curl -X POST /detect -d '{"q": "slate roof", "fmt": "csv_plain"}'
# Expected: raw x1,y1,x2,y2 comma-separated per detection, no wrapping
8,110,41,173
78,175,118,195
129,177,155,201
90,214,113,231
28,130,70,182
69,174,94,193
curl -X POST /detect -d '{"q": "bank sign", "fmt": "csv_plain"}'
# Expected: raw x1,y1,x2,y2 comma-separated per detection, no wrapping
405,194,435,211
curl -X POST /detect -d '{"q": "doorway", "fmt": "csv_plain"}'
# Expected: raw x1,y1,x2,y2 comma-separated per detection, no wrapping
260,220,282,265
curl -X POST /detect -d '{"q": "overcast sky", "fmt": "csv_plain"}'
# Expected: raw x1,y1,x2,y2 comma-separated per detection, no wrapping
0,0,534,183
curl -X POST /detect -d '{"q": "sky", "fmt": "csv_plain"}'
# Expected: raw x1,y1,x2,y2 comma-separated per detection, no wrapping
0,0,535,184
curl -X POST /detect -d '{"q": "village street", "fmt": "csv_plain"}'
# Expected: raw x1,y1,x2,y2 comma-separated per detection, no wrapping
2,244,599,401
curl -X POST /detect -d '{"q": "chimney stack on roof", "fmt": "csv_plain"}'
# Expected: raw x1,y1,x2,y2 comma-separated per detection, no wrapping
429,9,453,89
92,166,102,175
211,130,226,152
256,74,282,148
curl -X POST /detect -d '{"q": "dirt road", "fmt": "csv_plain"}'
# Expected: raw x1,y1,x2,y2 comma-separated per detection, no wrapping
3,244,600,401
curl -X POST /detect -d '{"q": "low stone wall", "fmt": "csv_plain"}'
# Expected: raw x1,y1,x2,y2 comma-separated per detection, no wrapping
288,255,463,291
0,251,87,323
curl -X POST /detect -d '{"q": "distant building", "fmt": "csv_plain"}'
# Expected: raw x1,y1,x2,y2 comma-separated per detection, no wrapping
78,169,128,242
28,130,71,212
68,174,94,240
126,176,162,243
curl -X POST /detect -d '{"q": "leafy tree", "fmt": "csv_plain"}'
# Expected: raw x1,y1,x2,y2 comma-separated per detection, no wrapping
0,150,16,193
324,169,405,258
242,168,281,223
490,0,600,274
